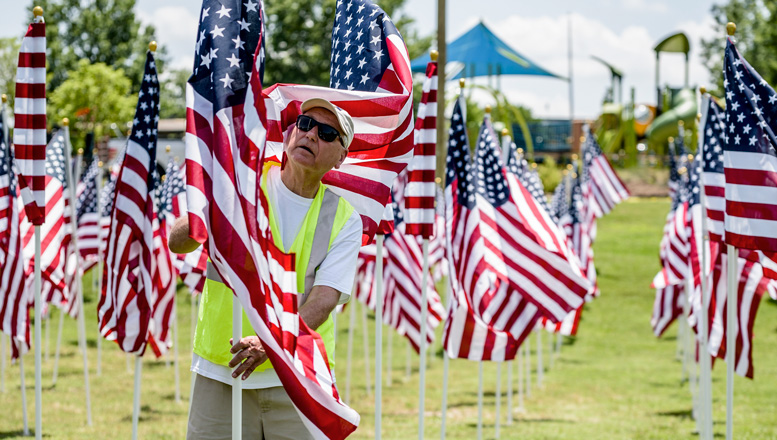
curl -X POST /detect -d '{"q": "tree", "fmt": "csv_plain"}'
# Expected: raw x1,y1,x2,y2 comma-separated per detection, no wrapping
0,38,20,110
30,0,165,92
159,68,191,119
263,0,432,86
48,60,135,151
699,0,777,94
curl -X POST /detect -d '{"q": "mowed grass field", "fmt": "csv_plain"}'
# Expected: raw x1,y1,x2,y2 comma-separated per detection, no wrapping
0,198,776,439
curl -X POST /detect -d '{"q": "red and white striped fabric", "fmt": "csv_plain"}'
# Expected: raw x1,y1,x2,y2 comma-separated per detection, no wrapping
760,251,777,280
581,128,629,218
652,202,691,289
0,118,30,358
404,59,437,238
14,15,47,225
705,248,769,378
699,95,726,242
147,211,176,358
542,305,583,337
650,285,684,337
561,177,599,299
429,212,448,283
353,243,382,311
97,51,159,355
20,131,72,307
75,159,101,271
184,1,363,436
384,222,445,353
169,163,207,295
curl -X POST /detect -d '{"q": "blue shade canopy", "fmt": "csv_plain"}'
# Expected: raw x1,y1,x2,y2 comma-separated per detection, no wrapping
411,21,563,80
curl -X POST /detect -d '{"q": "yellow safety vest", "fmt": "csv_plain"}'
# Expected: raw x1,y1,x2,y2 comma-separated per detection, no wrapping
193,163,355,372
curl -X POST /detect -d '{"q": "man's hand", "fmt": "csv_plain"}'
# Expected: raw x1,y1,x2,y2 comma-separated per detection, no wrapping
228,336,268,380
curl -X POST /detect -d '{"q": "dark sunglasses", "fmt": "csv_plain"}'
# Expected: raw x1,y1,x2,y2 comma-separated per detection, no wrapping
296,115,343,145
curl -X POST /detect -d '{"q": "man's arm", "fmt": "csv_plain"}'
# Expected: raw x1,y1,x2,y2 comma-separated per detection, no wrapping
229,285,340,380
168,216,201,254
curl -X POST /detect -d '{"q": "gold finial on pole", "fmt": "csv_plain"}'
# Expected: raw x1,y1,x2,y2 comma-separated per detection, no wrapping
485,105,492,114
149,41,158,52
579,136,585,144
430,50,438,62
687,154,694,161
98,161,104,167
459,78,466,88
1,94,6,103
562,169,569,176
77,148,83,155
668,136,675,143
699,86,707,95
530,163,538,169
571,154,578,161
697,113,702,121
566,164,574,171
678,120,684,127
726,22,736,36
166,145,171,153
62,118,70,127
516,148,524,155
435,177,442,184
678,167,687,175
501,128,509,137
33,6,43,17
161,174,167,183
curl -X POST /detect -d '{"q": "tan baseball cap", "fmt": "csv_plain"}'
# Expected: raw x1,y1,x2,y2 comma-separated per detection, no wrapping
300,98,355,149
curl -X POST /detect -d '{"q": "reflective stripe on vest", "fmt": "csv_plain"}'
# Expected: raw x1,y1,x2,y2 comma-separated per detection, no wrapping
193,163,354,371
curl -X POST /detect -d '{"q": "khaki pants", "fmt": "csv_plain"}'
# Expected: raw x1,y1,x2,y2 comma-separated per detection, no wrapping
187,374,313,440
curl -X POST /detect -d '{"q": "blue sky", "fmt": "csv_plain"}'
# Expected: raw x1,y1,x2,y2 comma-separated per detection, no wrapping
2,0,727,119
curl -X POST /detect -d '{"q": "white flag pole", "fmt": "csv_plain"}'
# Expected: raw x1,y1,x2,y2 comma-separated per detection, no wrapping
51,308,64,385
375,234,384,440
232,299,242,440
697,91,714,440
536,330,543,387
506,360,513,425
131,355,142,440
94,163,103,376
495,362,501,439
476,361,484,440
525,338,531,398
386,322,393,387
63,122,93,425
34,225,42,440
345,284,356,404
517,346,524,411
20,355,29,435
439,281,451,440
725,245,737,440
417,238,430,440
361,299,372,396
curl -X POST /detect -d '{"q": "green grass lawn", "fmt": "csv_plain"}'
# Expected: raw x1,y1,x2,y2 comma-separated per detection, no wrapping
1,198,775,439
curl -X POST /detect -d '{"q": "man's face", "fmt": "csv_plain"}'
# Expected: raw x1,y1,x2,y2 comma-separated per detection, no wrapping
286,107,348,175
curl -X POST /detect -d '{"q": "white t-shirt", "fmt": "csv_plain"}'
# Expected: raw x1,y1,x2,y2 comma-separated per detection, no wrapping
191,166,362,389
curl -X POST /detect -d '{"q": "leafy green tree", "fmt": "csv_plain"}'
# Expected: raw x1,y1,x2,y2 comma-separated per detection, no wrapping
0,38,20,109
48,60,135,151
699,0,777,94
263,0,432,86
29,0,165,92
159,68,191,120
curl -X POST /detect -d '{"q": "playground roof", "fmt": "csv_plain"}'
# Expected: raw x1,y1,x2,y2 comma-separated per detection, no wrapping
410,21,563,80
654,32,690,54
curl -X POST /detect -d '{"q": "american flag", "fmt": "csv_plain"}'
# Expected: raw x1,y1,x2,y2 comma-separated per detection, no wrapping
13,14,47,225
541,305,583,337
485,122,590,321
651,285,684,337
98,50,159,355
20,130,72,307
404,58,437,238
260,0,414,244
147,173,176,358
75,158,101,271
722,38,777,251
550,177,569,224
184,1,360,436
163,159,207,295
354,243,382,311
383,178,445,353
581,128,629,217
700,95,727,243
561,176,599,298
98,172,117,260
704,246,769,378
0,111,30,358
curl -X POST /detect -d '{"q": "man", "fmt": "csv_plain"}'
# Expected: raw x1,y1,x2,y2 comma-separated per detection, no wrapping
171,99,362,439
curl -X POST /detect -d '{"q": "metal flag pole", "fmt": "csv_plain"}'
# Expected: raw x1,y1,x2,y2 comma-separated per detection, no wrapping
506,359,513,424
724,26,739,439
345,281,356,404
439,280,451,440
495,362,502,438
697,92,714,440
131,355,142,440
20,355,29,435
536,329,543,387
418,238,430,440
517,345,524,411
477,361,484,440
386,321,393,387
94,161,104,376
63,120,93,425
51,306,63,385
375,234,384,440
525,339,531,397
232,298,243,440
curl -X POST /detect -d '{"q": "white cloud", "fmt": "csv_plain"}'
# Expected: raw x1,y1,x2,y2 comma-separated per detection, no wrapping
622,0,669,13
137,6,199,71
